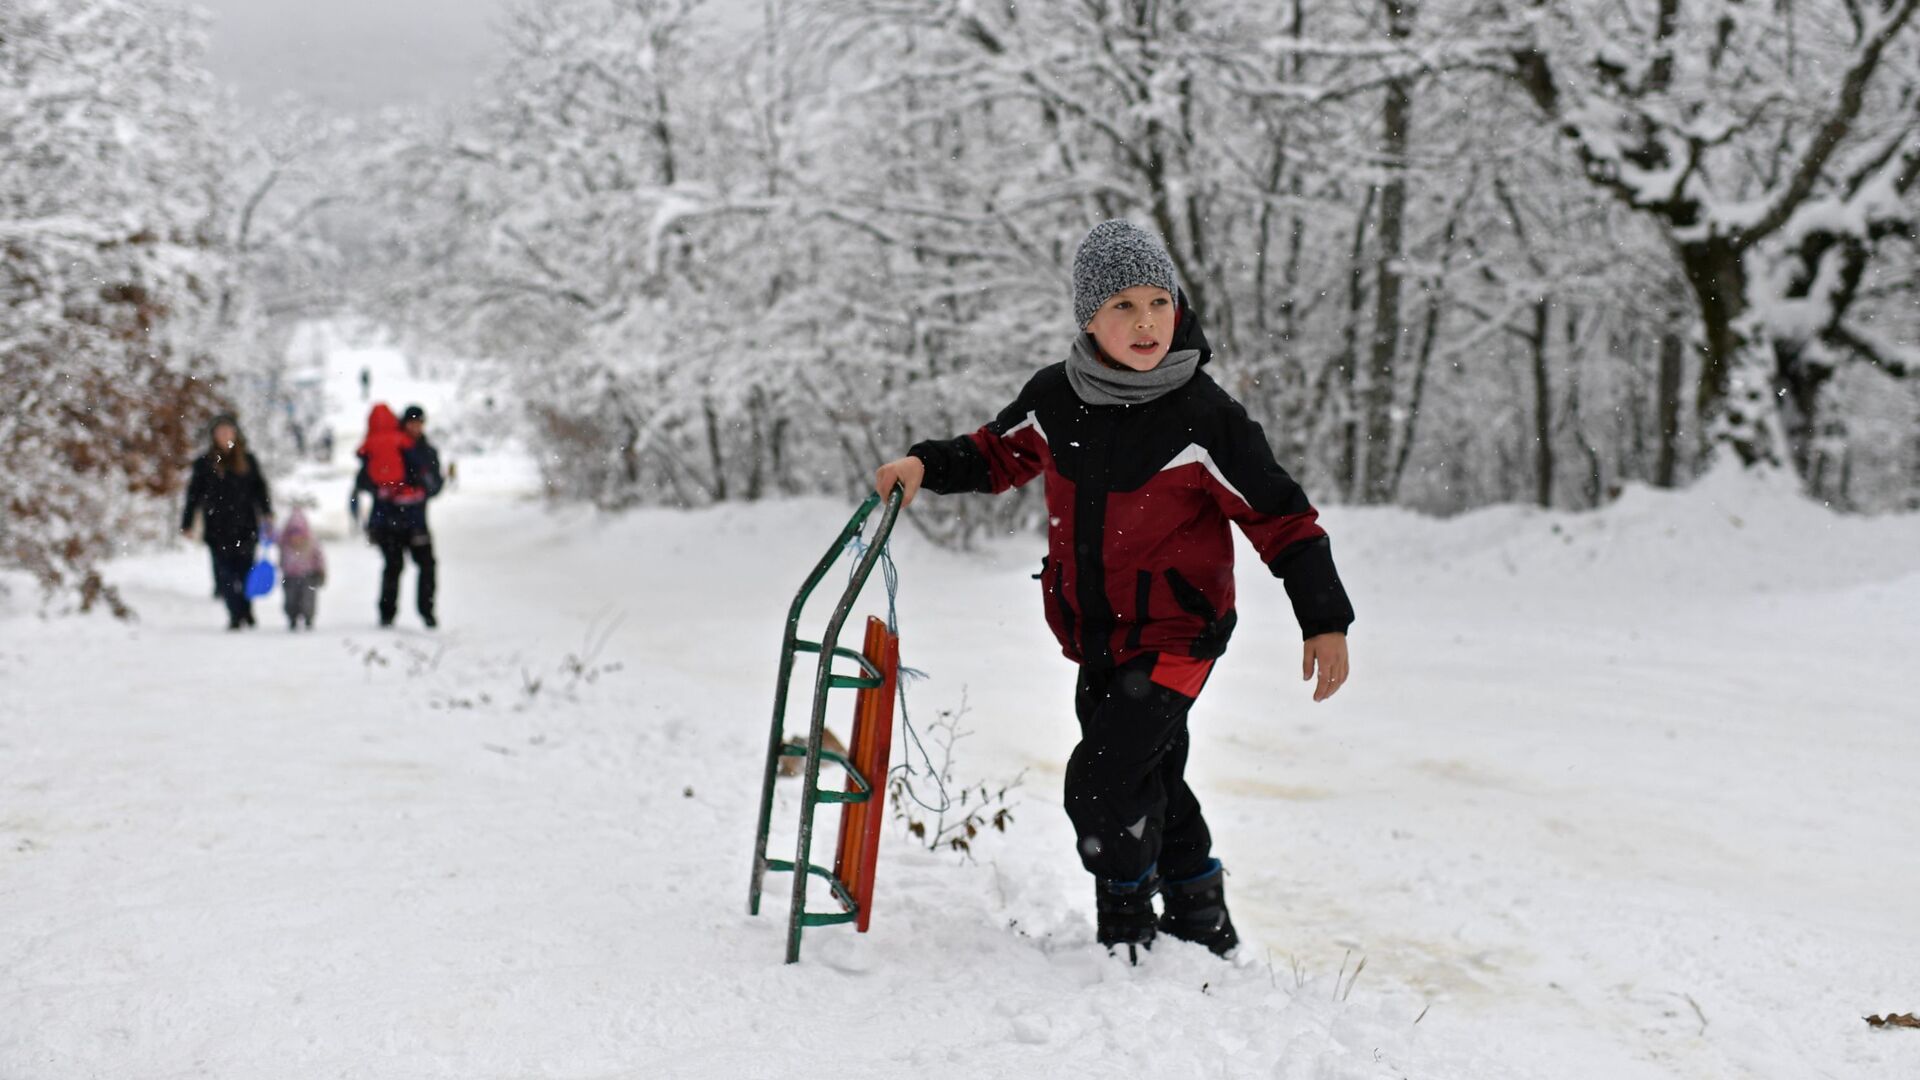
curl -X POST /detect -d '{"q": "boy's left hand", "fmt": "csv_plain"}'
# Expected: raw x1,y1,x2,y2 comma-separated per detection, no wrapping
1302,632,1349,702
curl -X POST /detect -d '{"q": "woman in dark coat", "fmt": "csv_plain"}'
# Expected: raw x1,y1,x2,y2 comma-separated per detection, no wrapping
180,414,274,630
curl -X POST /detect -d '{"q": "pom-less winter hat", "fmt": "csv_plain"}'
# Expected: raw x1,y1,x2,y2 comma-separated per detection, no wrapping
1072,219,1179,329
400,404,426,425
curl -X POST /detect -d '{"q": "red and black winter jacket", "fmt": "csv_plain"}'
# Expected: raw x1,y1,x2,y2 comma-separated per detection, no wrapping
909,312,1354,668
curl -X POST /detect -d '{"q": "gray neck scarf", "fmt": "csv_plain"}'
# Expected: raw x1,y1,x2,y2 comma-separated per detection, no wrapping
1065,333,1201,406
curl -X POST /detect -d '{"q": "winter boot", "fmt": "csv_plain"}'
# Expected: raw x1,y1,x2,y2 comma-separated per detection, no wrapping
1158,859,1238,956
1095,867,1161,964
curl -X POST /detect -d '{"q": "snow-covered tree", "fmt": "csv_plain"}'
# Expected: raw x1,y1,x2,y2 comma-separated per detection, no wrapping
1504,0,1920,472
0,0,232,612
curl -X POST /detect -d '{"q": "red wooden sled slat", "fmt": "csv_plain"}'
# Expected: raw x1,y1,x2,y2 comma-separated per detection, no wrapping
833,616,898,932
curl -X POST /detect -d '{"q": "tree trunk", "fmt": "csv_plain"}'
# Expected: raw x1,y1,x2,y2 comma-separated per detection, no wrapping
1682,240,1741,426
1390,173,1469,502
1777,342,1835,478
1530,298,1554,508
1654,330,1684,488
703,396,728,502
745,385,766,501
1389,287,1440,502
1361,0,1413,505
1680,239,1781,468
770,414,790,495
1563,304,1604,505
1910,430,1920,511
622,419,642,489
1274,0,1309,397
1334,188,1377,500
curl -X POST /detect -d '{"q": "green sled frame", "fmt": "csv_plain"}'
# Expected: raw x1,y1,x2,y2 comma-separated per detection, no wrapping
747,488,904,963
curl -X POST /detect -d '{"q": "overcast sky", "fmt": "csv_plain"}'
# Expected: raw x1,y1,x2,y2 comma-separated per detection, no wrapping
195,0,515,113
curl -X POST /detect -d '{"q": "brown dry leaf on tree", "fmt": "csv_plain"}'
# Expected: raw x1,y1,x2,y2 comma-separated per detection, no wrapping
1863,1013,1920,1029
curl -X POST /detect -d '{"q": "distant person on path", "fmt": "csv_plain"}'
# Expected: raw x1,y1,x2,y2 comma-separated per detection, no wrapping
351,403,443,628
277,507,327,631
181,414,274,631
285,400,306,456
871,220,1354,961
358,366,371,402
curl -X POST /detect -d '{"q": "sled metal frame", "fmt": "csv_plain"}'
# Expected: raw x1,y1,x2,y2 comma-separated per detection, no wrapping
747,488,904,963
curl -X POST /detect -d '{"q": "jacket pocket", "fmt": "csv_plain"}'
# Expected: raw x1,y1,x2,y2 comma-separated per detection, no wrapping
1163,567,1235,659
1162,567,1217,622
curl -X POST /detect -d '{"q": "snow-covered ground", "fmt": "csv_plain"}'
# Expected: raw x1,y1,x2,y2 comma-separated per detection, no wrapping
3,351,1918,1080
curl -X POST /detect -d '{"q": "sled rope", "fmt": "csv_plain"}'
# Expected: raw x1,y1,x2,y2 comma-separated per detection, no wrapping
846,529,952,815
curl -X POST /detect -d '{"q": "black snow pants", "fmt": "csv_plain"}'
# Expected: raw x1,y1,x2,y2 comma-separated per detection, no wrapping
1064,651,1216,884
209,546,254,627
374,527,436,622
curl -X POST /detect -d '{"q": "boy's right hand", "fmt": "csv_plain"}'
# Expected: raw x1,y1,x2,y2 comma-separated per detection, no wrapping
874,456,926,508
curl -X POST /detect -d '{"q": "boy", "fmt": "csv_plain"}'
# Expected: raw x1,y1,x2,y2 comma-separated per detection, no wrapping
873,220,1354,959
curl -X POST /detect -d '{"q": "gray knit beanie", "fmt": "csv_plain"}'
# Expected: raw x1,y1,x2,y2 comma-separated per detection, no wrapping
1072,219,1179,329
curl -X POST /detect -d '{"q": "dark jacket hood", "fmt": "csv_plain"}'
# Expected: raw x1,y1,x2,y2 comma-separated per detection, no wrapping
1173,290,1213,367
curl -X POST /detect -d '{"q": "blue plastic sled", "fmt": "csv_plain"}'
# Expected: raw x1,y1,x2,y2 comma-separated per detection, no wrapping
245,532,276,598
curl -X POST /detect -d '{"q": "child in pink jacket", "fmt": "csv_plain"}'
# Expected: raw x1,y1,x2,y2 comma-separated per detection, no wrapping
279,508,327,631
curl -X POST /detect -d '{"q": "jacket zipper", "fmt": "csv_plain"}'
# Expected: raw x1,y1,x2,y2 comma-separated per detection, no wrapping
1126,569,1152,652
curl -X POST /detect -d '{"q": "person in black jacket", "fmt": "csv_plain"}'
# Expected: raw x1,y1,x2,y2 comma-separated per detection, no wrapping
873,220,1355,961
181,414,274,630
352,403,444,628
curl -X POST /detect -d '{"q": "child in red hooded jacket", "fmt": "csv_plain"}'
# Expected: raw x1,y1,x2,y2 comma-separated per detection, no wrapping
353,404,425,507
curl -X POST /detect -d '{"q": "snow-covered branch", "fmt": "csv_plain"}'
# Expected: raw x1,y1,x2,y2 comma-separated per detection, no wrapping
1736,0,1920,244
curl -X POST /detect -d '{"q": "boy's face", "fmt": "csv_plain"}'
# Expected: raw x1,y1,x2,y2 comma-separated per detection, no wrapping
1084,285,1175,371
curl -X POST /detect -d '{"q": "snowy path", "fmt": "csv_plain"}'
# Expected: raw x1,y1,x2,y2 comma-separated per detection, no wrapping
4,357,1919,1078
